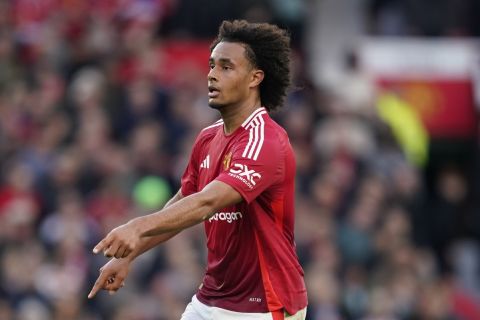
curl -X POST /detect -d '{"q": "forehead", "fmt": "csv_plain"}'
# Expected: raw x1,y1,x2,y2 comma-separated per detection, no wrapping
210,41,249,64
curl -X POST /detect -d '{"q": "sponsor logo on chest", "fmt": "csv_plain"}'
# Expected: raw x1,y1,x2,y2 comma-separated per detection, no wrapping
208,211,243,223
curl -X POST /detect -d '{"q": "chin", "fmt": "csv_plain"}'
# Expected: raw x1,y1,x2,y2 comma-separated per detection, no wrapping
208,100,225,110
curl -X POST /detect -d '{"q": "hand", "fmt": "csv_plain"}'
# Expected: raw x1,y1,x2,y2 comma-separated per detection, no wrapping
93,220,141,259
88,258,132,298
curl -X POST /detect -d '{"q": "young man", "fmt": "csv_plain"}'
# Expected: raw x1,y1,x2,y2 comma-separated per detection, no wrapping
88,20,308,319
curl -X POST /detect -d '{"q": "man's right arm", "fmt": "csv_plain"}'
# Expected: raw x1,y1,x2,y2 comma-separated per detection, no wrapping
126,188,184,261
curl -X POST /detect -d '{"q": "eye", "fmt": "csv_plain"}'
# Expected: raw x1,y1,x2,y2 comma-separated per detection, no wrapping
222,65,231,70
209,64,215,69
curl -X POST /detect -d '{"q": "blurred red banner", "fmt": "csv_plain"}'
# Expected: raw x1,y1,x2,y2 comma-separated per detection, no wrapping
377,78,476,138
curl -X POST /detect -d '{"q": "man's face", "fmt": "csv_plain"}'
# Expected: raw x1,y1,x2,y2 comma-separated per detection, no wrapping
208,41,255,109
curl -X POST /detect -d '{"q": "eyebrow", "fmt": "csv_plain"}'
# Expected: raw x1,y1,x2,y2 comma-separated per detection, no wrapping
209,57,234,64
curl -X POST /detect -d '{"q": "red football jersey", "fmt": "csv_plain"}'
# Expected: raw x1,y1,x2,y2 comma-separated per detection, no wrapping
181,107,307,314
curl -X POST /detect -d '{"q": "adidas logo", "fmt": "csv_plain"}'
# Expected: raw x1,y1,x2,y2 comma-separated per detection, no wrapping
200,155,210,169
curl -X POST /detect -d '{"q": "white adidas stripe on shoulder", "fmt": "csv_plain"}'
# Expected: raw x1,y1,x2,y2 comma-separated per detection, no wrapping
241,111,266,161
252,115,265,160
241,107,266,128
202,119,224,131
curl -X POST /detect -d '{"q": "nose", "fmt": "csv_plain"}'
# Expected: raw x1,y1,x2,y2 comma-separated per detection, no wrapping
208,67,217,82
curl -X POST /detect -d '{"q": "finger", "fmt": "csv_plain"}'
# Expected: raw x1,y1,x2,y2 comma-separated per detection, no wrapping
88,271,110,299
114,246,127,259
93,236,112,254
105,274,125,292
99,258,116,272
104,242,121,258
121,247,132,259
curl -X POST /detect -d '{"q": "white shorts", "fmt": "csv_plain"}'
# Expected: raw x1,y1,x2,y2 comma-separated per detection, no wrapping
180,295,307,320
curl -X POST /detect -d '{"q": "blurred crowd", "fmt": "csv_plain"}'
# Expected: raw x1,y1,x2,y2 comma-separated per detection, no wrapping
0,1,479,320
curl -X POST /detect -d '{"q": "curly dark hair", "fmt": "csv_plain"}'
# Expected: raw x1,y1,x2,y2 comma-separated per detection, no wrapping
210,20,291,112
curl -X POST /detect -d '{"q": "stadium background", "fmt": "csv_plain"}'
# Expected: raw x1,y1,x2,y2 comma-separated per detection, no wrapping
0,0,479,319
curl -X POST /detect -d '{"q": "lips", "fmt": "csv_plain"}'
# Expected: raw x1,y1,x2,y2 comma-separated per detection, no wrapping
208,86,220,98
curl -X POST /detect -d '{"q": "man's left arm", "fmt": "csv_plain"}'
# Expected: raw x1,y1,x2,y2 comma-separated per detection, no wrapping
93,180,242,258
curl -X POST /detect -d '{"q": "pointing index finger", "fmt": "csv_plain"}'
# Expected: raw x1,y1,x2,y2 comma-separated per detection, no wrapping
88,271,108,299
93,236,111,254
88,282,101,299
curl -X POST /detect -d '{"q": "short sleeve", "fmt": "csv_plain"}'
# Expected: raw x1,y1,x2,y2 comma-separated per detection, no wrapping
216,135,283,204
180,137,201,197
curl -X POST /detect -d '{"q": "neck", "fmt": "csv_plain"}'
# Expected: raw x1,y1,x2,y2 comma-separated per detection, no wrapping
219,99,262,135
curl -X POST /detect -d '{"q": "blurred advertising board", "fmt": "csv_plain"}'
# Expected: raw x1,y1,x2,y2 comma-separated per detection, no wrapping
359,39,479,139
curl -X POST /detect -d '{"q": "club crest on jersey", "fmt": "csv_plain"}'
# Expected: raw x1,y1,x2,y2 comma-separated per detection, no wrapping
228,163,261,189
223,152,232,170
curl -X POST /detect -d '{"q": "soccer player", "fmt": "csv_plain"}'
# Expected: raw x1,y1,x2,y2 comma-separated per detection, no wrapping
88,19,308,319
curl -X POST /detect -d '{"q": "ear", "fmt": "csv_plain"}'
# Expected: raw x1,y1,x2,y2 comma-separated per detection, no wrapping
249,69,264,89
